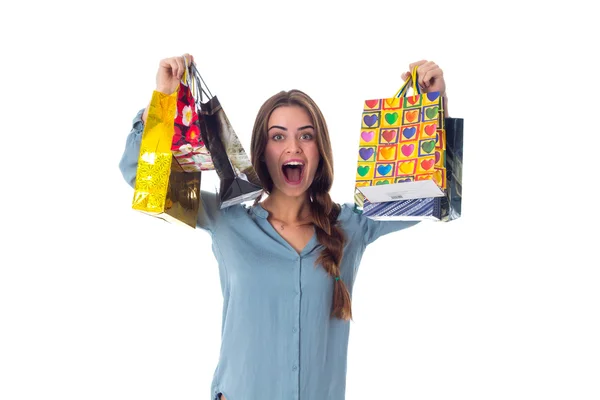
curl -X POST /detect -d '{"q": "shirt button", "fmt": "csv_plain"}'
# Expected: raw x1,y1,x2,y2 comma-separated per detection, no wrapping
293,328,298,333
292,365,298,371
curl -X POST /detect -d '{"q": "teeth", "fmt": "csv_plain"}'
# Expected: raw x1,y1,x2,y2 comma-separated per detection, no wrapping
284,161,304,166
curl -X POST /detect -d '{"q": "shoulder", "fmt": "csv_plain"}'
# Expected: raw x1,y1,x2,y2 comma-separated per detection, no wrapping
336,202,369,240
197,191,253,232
337,202,362,225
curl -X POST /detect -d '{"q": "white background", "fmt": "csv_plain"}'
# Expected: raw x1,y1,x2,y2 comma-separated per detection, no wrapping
1,0,599,399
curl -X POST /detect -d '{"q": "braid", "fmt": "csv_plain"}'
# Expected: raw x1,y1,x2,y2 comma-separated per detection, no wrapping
311,191,352,321
252,191,266,207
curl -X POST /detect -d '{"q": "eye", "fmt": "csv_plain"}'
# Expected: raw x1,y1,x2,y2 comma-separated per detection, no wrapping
272,133,284,141
300,133,314,140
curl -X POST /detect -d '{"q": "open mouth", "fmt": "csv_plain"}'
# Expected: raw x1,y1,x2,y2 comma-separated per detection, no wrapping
282,160,305,185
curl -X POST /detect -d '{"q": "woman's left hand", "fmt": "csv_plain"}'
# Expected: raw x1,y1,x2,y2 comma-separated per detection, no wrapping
401,60,446,97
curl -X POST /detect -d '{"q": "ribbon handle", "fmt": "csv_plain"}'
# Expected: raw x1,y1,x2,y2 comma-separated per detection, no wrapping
181,55,213,111
393,65,421,98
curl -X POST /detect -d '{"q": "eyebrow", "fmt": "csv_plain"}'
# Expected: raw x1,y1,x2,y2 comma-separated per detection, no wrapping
268,125,315,132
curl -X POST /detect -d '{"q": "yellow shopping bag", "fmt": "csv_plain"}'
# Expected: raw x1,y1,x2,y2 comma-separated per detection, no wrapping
131,90,201,228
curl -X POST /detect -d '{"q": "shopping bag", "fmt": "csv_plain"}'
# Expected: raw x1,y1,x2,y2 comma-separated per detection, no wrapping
443,117,464,220
171,61,214,172
131,90,201,228
356,66,446,203
355,116,464,221
189,63,263,208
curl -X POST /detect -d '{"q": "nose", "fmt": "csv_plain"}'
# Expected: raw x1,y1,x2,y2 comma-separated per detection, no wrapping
286,138,303,154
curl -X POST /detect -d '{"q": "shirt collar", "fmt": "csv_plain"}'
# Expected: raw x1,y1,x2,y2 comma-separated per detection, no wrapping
250,203,269,219
251,202,352,222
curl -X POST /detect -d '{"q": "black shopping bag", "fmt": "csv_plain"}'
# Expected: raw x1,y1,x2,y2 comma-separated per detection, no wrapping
190,63,263,208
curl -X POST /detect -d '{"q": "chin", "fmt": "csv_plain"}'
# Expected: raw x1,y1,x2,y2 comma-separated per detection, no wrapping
274,175,315,198
277,184,309,198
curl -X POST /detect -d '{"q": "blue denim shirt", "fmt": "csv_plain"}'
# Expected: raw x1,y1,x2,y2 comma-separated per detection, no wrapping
119,109,418,400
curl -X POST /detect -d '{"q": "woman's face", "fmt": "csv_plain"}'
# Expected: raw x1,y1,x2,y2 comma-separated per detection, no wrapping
264,105,320,197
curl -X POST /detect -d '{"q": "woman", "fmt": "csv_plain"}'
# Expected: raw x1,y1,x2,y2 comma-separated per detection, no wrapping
119,54,448,400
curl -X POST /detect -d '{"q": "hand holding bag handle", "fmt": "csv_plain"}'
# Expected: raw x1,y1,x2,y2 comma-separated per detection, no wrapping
393,65,449,117
394,65,446,130
393,65,421,99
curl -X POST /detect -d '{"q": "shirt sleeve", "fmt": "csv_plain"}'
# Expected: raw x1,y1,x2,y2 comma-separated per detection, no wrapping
340,203,420,247
362,216,419,246
118,108,222,233
118,108,145,189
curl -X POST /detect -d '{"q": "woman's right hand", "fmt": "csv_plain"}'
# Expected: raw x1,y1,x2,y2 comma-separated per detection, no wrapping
155,53,195,94
142,53,194,123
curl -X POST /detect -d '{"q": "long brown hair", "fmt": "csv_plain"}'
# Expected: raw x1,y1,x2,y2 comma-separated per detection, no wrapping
250,90,352,321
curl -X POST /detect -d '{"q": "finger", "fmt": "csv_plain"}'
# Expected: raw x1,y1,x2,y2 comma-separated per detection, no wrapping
174,56,185,79
162,57,177,77
159,58,176,81
420,64,443,89
417,62,439,88
401,72,410,81
408,59,428,73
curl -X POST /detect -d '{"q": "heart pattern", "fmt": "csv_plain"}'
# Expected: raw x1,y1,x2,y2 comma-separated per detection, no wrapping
357,94,446,191
403,126,417,139
421,140,435,154
365,100,379,109
434,170,443,185
420,159,434,171
377,164,392,176
425,107,438,120
401,144,414,157
399,161,415,174
406,110,418,122
363,114,378,127
381,130,396,143
385,98,399,108
361,130,374,142
427,92,440,102
379,147,395,160
357,166,370,177
424,123,436,136
407,95,419,105
359,148,374,160
385,112,399,125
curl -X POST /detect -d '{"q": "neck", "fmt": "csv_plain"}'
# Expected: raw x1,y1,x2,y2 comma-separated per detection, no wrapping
261,188,312,223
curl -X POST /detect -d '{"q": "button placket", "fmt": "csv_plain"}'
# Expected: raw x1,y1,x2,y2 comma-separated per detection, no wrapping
292,256,302,385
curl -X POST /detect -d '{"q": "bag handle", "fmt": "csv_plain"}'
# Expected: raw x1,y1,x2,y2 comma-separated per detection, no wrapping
191,62,213,101
181,56,213,104
393,65,421,98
